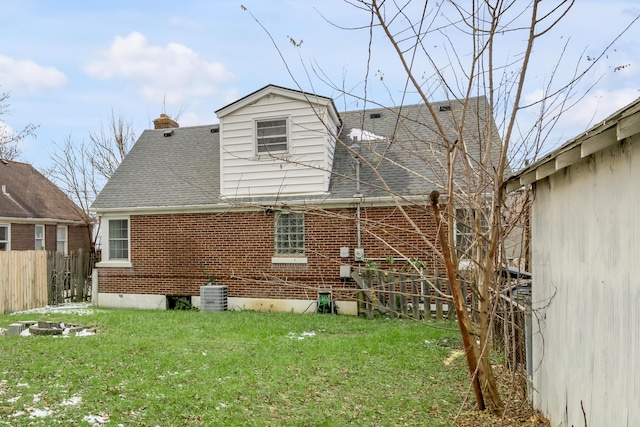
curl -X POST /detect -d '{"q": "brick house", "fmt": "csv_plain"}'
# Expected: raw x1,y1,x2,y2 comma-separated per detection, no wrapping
0,159,91,253
91,85,501,313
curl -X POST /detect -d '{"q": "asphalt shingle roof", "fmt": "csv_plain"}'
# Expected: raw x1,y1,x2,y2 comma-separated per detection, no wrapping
0,160,85,222
92,96,500,211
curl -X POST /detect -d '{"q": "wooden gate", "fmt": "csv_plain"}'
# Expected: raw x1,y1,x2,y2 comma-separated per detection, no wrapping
47,249,95,305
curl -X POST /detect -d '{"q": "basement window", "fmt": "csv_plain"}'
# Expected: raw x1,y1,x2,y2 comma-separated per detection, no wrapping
256,117,288,155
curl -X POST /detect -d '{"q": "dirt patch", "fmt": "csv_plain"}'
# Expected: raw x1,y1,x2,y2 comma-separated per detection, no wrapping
454,365,550,427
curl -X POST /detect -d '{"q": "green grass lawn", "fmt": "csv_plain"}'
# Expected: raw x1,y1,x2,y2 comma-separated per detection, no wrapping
0,307,469,426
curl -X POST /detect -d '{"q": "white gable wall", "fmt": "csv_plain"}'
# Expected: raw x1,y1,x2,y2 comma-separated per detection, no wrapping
531,133,640,426
219,94,338,197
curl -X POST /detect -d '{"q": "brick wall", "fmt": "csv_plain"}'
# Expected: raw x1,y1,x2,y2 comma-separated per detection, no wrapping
98,205,445,301
68,224,91,253
9,223,90,252
10,224,34,250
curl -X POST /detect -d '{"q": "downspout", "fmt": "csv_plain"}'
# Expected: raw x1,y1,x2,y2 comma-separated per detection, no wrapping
354,153,363,249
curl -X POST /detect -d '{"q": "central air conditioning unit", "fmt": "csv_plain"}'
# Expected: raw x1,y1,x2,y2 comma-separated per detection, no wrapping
200,285,228,312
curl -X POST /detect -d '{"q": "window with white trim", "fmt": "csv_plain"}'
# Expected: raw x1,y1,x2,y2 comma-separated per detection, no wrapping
274,212,304,256
35,224,45,250
108,219,129,260
455,208,488,259
56,225,68,254
256,118,288,154
0,224,9,251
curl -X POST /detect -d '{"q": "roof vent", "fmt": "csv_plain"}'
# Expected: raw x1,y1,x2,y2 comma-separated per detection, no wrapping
370,113,381,119
211,128,219,133
439,105,451,112
2,185,8,195
163,129,174,137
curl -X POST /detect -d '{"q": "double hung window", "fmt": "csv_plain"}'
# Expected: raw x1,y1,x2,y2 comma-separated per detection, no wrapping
256,118,288,154
0,225,9,251
108,219,129,260
56,226,68,255
35,225,45,250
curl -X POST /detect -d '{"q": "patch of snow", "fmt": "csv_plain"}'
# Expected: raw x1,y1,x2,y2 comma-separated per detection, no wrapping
348,128,385,142
7,396,20,403
83,414,109,425
16,383,28,388
0,328,6,335
28,407,53,418
10,302,95,316
59,395,82,406
76,329,95,337
32,393,41,403
287,331,316,340
19,329,31,337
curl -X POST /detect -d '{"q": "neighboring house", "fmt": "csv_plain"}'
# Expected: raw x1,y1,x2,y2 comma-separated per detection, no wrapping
0,159,91,254
507,98,640,427
91,84,501,313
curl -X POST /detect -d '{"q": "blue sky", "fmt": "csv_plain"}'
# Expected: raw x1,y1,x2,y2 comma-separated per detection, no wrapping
1,0,638,171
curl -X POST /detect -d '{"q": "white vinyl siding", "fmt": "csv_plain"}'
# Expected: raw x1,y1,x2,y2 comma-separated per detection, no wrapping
0,224,9,251
35,224,45,250
219,94,338,197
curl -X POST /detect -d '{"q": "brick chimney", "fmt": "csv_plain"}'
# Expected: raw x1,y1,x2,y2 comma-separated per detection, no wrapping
153,114,179,130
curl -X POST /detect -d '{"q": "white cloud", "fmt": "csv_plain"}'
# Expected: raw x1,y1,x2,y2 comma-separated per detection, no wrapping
0,55,67,93
555,88,639,130
85,32,233,105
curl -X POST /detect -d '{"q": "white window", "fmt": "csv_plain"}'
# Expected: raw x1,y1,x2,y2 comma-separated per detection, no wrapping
96,217,131,268
35,225,45,250
56,225,68,254
455,208,488,259
0,224,9,251
108,219,129,260
256,117,288,154
274,212,304,256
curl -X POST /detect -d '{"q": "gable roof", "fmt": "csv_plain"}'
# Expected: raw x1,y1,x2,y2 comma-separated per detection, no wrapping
215,84,341,126
0,160,86,223
92,89,500,213
92,124,220,211
507,96,640,192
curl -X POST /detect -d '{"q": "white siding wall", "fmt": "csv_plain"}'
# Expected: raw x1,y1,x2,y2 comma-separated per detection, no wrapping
219,95,337,197
531,134,640,427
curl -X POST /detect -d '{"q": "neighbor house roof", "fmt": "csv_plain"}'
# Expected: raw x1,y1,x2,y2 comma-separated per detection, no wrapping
506,96,640,192
0,160,86,223
92,90,500,212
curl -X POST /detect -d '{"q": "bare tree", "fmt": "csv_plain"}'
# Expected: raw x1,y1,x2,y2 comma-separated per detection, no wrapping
0,89,38,160
88,110,136,181
46,136,100,248
244,0,638,416
47,111,136,248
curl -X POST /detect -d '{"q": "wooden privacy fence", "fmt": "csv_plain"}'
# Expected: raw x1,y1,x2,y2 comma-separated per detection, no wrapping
0,250,94,314
0,251,48,314
352,268,475,320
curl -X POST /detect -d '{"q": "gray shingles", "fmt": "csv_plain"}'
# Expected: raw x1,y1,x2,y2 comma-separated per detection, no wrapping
92,124,221,210
92,96,501,210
